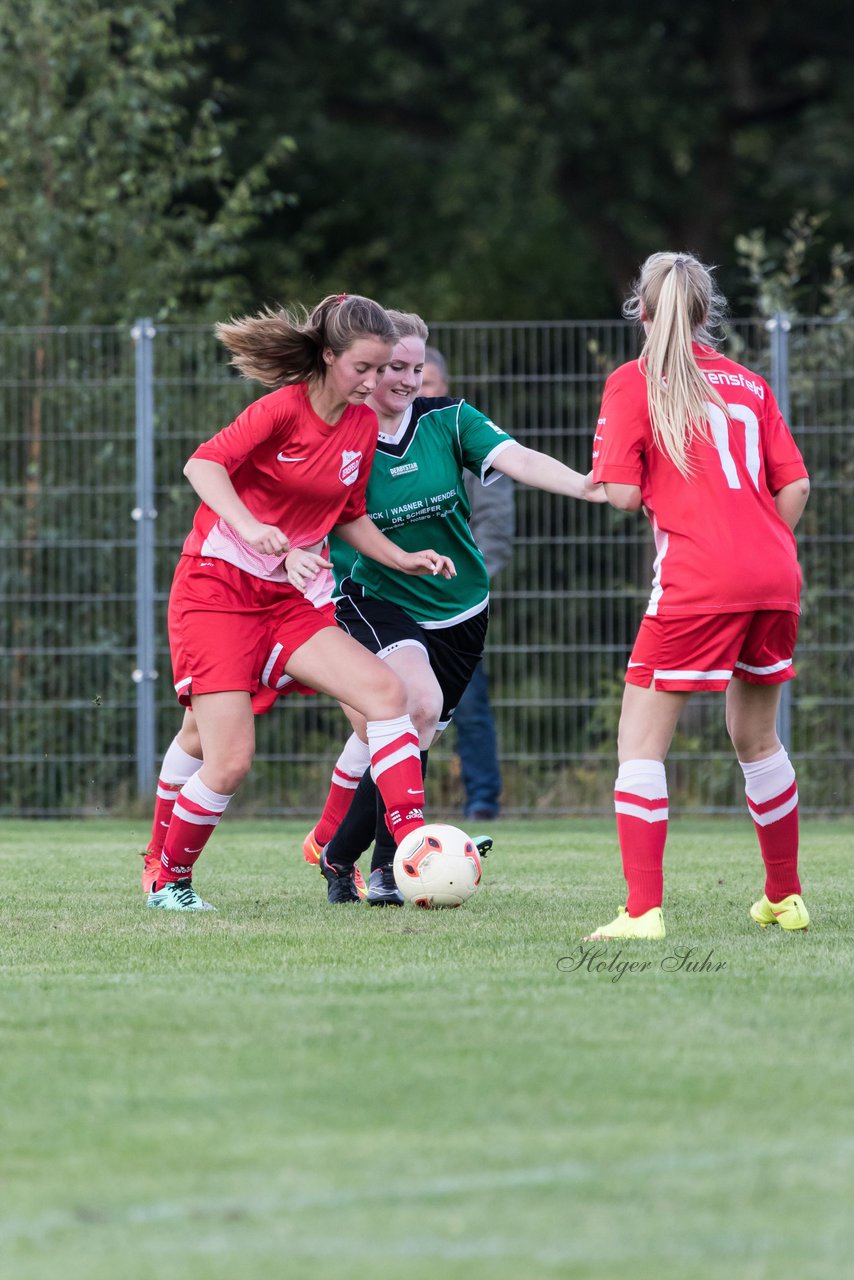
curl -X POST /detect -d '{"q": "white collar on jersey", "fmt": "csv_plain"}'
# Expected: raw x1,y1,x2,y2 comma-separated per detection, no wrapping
377,403,413,447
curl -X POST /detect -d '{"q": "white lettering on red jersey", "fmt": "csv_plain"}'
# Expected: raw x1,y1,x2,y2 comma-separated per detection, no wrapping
182,384,377,582
592,345,808,615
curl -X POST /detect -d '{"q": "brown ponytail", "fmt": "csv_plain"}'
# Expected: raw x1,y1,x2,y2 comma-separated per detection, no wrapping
215,294,396,388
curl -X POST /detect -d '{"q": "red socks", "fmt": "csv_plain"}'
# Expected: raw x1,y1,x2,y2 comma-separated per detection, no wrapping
367,715,424,844
614,747,801,915
739,747,801,900
614,759,668,916
148,738,203,856
157,773,232,886
314,733,371,846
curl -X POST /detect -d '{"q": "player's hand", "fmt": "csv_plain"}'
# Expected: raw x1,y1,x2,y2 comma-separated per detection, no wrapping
234,517,290,556
285,548,332,593
397,550,457,579
583,470,608,503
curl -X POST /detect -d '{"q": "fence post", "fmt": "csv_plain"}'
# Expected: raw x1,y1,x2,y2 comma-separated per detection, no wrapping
131,318,158,798
767,310,792,752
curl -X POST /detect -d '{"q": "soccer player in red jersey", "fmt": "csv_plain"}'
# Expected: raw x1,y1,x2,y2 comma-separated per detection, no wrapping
146,294,455,911
585,252,811,940
302,310,606,904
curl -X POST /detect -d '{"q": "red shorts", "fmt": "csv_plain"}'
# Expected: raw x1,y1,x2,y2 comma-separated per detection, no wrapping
249,601,335,714
168,556,337,710
626,610,798,692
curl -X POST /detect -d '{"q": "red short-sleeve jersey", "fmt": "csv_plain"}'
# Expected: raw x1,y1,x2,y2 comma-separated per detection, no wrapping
182,383,378,582
592,346,808,615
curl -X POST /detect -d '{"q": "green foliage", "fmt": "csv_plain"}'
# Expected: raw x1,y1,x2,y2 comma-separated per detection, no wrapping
0,0,295,323
736,212,854,319
180,0,854,318
2,1,853,321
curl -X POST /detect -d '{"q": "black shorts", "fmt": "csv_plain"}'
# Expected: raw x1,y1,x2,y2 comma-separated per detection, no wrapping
334,586,488,726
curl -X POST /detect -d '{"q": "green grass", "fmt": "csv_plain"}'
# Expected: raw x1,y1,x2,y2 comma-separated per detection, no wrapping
1,816,852,1280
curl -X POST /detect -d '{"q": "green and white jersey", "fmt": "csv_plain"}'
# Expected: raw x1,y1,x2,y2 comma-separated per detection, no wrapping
330,397,515,627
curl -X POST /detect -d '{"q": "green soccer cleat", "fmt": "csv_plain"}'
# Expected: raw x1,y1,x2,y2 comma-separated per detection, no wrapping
750,892,809,931
147,878,216,912
583,905,665,941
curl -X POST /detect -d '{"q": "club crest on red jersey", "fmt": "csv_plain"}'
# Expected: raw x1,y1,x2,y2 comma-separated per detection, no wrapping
339,449,362,487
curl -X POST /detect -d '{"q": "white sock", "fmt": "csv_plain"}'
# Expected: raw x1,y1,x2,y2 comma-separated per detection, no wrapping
334,732,371,782
159,737,203,786
179,772,233,814
615,758,667,800
738,746,795,804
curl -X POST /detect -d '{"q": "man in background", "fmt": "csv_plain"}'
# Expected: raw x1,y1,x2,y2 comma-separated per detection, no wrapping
421,346,515,821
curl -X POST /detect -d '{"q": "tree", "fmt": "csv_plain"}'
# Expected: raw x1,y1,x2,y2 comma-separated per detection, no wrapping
0,0,296,325
0,0,298,785
180,0,854,319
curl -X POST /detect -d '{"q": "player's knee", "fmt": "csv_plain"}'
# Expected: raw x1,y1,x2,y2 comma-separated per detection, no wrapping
617,719,642,761
726,708,750,756
177,723,202,759
727,720,779,761
724,710,740,751
371,665,408,717
207,744,255,793
408,689,442,742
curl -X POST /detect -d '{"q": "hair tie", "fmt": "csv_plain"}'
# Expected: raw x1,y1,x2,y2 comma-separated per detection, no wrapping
336,293,348,304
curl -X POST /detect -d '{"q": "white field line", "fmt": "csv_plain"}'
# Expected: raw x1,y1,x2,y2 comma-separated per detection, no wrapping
2,1139,853,1250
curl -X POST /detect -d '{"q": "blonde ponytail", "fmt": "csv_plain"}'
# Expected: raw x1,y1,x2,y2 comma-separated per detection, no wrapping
624,253,730,478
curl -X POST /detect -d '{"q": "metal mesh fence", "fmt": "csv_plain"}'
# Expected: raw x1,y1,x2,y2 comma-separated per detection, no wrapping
2,326,137,814
1,316,851,816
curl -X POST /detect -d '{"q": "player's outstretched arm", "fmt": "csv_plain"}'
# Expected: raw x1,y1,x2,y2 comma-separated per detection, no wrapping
493,443,607,502
333,514,456,578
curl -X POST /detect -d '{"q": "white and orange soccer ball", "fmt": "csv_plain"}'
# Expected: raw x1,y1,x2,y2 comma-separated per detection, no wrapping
393,823,482,908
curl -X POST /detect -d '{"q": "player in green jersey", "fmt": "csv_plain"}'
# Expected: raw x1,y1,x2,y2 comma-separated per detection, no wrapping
306,311,607,904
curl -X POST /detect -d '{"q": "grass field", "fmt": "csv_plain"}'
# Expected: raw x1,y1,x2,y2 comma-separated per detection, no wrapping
1,816,852,1280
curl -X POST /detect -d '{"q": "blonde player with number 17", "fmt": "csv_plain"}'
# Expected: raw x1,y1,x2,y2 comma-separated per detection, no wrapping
585,252,811,941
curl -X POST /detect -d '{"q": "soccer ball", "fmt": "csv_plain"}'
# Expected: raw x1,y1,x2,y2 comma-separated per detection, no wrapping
393,823,482,908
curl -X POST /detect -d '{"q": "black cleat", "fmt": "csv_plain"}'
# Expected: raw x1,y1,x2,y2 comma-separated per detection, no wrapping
366,865,404,906
319,851,363,904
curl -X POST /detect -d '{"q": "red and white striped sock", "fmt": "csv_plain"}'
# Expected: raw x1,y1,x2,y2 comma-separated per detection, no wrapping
739,746,801,901
148,738,203,856
614,759,668,916
367,714,424,844
158,773,233,887
314,732,371,846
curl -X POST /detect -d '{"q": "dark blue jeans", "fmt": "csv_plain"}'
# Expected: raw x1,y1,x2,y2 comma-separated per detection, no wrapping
454,658,502,818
